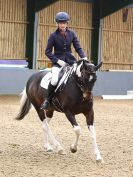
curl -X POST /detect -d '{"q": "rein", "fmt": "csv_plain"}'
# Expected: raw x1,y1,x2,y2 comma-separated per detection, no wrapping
71,75,84,92
71,74,92,101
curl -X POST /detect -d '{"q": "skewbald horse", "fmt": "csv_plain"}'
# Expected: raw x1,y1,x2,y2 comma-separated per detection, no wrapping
16,59,103,163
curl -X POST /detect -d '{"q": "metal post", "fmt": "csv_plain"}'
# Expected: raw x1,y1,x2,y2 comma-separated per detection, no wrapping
32,12,38,69
98,18,103,64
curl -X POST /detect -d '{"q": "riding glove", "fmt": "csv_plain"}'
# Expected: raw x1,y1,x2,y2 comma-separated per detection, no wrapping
82,57,88,60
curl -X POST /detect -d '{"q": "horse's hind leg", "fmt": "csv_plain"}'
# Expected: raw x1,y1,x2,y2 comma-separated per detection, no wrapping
84,109,103,163
43,115,53,152
37,109,64,154
35,108,53,152
65,110,81,153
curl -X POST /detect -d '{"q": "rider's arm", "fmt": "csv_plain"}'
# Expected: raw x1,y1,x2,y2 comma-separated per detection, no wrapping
72,32,86,59
45,33,59,64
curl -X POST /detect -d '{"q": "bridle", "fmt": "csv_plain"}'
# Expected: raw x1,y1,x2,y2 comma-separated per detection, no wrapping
72,66,96,93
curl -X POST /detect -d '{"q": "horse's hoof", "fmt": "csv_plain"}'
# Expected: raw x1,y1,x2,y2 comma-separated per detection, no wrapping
70,144,77,153
96,158,104,164
56,145,65,155
58,149,66,155
44,144,53,152
46,148,54,153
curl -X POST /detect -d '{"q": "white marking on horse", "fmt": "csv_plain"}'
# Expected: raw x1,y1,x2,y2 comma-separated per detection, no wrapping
42,111,64,154
89,75,93,82
73,63,77,72
43,117,53,152
20,87,27,106
89,125,102,162
76,62,83,77
70,125,81,152
19,88,32,110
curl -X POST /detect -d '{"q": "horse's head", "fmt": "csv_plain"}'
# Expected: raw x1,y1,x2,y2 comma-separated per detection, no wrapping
74,59,102,94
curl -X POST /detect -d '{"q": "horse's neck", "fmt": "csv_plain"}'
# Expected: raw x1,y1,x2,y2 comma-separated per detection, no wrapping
69,73,82,92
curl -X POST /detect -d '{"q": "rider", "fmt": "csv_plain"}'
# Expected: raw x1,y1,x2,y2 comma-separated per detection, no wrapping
41,11,88,110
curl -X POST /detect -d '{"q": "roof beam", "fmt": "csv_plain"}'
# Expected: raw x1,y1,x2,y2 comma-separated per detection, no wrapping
101,0,133,18
35,0,57,12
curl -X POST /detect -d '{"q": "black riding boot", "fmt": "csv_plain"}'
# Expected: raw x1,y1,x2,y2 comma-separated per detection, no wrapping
40,83,56,110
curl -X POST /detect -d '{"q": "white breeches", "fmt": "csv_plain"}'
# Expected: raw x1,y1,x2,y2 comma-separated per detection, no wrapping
51,66,61,86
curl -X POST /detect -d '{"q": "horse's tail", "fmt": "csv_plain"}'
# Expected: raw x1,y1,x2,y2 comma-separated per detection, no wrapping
15,88,31,120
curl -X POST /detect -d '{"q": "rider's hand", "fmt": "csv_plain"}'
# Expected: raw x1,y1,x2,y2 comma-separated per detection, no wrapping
57,59,67,67
81,57,88,61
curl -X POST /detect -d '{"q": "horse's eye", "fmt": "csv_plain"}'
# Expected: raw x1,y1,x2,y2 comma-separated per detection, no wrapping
93,78,97,82
92,77,97,82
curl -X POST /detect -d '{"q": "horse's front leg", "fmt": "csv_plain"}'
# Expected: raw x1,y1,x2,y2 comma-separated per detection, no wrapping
84,109,103,163
65,110,81,153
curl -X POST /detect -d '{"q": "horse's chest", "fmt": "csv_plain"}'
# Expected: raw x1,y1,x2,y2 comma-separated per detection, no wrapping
69,97,93,114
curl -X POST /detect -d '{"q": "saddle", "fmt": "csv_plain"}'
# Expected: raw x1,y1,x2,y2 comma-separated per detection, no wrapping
40,66,72,112
40,66,71,91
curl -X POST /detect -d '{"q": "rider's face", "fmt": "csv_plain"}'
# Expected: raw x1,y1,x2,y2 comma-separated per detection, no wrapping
58,21,68,31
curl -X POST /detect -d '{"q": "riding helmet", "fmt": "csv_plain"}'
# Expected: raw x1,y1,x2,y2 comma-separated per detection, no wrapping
55,12,70,23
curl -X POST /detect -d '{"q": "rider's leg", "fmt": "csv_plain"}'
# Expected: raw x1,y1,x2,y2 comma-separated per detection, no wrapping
40,83,56,110
40,66,60,110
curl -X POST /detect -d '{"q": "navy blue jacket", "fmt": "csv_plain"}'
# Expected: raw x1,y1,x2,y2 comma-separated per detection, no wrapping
45,28,86,66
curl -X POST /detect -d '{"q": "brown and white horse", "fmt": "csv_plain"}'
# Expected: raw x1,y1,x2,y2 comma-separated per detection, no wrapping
16,60,103,163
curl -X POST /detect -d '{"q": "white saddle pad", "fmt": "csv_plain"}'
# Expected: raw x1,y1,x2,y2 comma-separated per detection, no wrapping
40,66,75,90
40,72,52,89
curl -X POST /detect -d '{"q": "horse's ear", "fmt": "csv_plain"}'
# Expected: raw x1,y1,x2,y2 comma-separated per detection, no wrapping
94,62,102,71
76,59,89,70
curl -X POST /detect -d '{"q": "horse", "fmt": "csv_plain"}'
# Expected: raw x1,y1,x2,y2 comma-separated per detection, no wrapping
16,59,103,163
